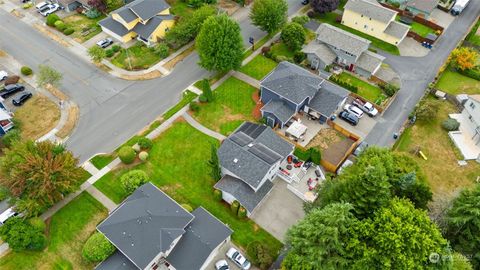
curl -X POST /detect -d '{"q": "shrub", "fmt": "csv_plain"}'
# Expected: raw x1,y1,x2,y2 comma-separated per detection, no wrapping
199,94,208,103
442,118,460,131
132,144,141,152
54,20,66,31
294,51,306,64
2,129,21,148
230,200,240,214
307,10,316,18
238,206,247,218
105,49,114,58
137,137,153,150
247,241,273,270
330,76,358,93
52,258,73,270
309,148,321,164
281,22,306,52
261,46,271,55
121,170,149,194
0,187,9,201
294,147,310,161
0,217,46,251
46,13,60,27
111,45,121,53
213,189,222,201
291,15,309,26
63,28,74,35
29,233,47,250
181,204,193,212
118,146,136,164
415,99,439,121
189,101,200,112
4,75,20,85
21,66,32,76
154,43,169,59
28,217,46,232
381,83,399,97
138,151,149,161
82,232,116,262
85,8,101,19
22,2,33,9
458,67,480,81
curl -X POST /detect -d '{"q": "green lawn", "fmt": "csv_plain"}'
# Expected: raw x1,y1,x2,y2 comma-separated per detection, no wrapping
63,14,105,43
271,42,296,60
435,69,480,95
90,154,116,170
191,77,257,136
395,16,435,38
166,0,194,17
333,72,384,102
314,13,400,55
239,55,278,80
243,33,276,59
111,44,163,70
94,170,130,204
0,193,107,270
93,121,283,260
163,90,198,120
466,18,480,46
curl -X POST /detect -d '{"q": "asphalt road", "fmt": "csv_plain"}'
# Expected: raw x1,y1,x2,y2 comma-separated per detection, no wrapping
364,2,480,147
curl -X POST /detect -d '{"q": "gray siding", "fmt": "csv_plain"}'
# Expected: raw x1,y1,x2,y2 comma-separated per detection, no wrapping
262,111,282,128
306,54,328,70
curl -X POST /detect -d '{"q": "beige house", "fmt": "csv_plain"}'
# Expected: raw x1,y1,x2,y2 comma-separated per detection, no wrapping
99,0,175,46
342,0,410,45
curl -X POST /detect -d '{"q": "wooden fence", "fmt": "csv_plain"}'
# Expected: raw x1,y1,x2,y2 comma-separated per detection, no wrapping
379,2,444,32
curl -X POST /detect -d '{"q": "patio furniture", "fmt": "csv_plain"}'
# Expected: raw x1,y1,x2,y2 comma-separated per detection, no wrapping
285,120,308,140
286,164,293,170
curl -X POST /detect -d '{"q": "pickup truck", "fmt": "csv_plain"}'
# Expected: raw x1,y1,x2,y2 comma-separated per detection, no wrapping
352,98,378,117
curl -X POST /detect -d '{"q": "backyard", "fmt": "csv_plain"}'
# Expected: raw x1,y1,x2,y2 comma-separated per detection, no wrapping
435,69,480,95
111,43,164,70
93,121,283,259
332,72,384,102
239,55,278,80
395,16,435,38
63,14,105,43
0,193,107,270
190,77,258,135
166,0,195,17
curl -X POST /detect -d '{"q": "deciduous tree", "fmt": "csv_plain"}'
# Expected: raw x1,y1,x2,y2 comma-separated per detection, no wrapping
88,46,106,63
87,0,106,12
250,0,287,35
281,22,306,52
36,65,63,88
450,47,478,71
311,0,340,14
0,217,46,251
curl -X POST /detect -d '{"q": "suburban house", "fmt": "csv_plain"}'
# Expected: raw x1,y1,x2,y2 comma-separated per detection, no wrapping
449,95,480,160
214,122,294,216
54,0,90,12
342,0,410,45
381,0,439,18
0,100,14,136
259,61,349,128
303,23,386,78
96,182,232,270
99,0,175,46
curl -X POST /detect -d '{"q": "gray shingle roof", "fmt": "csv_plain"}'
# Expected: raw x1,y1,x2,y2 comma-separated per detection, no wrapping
315,24,370,57
302,42,337,65
117,6,138,23
97,183,194,270
218,122,294,190
214,175,274,213
133,15,174,38
261,100,295,124
96,250,137,270
384,21,410,39
356,50,385,73
99,16,130,37
261,61,323,104
309,81,349,117
407,0,438,13
129,0,170,21
344,0,397,24
166,207,233,270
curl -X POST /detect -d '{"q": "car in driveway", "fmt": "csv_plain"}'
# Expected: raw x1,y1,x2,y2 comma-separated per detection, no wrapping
0,84,25,98
35,1,49,10
39,3,60,16
352,98,378,117
0,207,20,226
12,92,33,106
0,71,7,81
226,248,251,270
344,104,364,118
215,260,230,270
96,38,113,48
339,110,359,126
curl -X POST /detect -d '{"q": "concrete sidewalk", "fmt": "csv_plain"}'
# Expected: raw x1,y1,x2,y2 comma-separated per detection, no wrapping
183,112,226,141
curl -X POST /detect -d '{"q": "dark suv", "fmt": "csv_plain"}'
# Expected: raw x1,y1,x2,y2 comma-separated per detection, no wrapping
339,110,359,126
12,92,33,106
0,84,25,98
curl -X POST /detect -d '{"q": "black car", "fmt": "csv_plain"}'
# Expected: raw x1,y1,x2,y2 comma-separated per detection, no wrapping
339,110,359,126
12,92,33,106
0,84,25,98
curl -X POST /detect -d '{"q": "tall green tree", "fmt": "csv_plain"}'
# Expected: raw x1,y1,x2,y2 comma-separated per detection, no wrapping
37,64,63,88
208,143,221,181
88,46,106,63
0,217,46,251
249,0,287,35
196,14,243,72
201,78,214,102
281,22,306,52
0,141,84,217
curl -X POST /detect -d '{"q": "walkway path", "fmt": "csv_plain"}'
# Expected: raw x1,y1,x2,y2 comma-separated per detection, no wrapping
86,186,117,212
232,71,261,88
183,113,226,141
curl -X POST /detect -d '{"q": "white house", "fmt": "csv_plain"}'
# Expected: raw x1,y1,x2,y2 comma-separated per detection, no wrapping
449,95,480,160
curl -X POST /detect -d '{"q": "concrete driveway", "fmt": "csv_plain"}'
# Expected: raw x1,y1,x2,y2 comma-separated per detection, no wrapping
398,37,430,57
430,8,455,29
250,179,305,242
204,241,259,270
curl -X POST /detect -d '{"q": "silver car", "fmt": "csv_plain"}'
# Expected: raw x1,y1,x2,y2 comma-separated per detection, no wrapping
344,104,364,119
226,248,251,270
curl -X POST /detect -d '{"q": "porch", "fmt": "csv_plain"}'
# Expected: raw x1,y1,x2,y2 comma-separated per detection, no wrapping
278,114,328,147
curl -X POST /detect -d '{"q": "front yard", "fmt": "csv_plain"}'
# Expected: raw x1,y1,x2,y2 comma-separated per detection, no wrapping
111,44,165,70
239,54,278,80
191,77,258,135
93,121,283,259
332,72,384,103
63,14,105,43
0,192,107,270
435,68,480,95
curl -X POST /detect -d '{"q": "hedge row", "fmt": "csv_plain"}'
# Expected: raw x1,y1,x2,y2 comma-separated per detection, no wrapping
330,76,358,93
458,68,480,81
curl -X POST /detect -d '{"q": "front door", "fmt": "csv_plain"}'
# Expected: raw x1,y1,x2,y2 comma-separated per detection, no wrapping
267,117,275,128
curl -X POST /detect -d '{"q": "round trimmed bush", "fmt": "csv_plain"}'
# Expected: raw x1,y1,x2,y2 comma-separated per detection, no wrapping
442,118,460,131
213,189,222,201
237,206,246,218
189,101,200,112
82,232,116,262
230,200,239,214
181,204,193,212
199,94,208,103
46,13,60,26
28,217,46,232
138,137,153,150
111,45,121,53
63,28,74,35
29,233,47,250
54,20,66,31
138,151,149,161
121,170,149,194
21,66,33,76
105,49,114,58
132,144,141,153
118,146,136,164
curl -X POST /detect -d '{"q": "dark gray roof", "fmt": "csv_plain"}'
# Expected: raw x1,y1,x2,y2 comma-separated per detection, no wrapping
261,100,295,124
344,0,397,24
129,0,170,21
384,21,410,39
309,81,349,117
99,16,130,37
96,250,137,270
117,7,138,23
356,50,385,73
132,15,174,38
316,24,370,57
218,122,294,190
261,62,323,105
97,183,194,270
407,0,438,13
167,207,233,270
214,175,274,213
302,42,337,65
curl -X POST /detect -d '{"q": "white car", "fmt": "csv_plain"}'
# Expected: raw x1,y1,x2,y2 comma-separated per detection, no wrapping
344,104,364,119
215,259,230,270
226,247,251,270
35,1,49,10
0,71,7,81
0,207,19,225
96,38,113,48
39,3,59,16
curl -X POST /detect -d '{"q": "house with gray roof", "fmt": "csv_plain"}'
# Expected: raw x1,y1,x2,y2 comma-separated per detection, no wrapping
214,122,294,216
96,182,232,270
259,61,349,128
303,24,386,78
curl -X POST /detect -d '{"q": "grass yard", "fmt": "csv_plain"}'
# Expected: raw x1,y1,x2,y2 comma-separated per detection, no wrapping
314,13,400,55
166,0,194,17
435,69,480,95
14,94,60,140
0,193,107,270
111,44,163,70
239,55,278,80
395,16,435,38
393,98,479,216
94,121,283,259
63,14,105,43
333,72,383,102
90,154,116,170
163,90,198,120
466,18,480,46
191,77,257,135
270,42,296,60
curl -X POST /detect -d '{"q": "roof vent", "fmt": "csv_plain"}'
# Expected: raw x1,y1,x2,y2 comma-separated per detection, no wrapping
233,158,238,163
247,143,253,147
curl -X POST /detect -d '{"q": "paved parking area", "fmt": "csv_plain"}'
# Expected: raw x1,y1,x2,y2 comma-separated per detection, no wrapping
430,8,455,29
205,241,259,270
250,179,305,242
398,37,430,57
0,64,36,112
334,105,377,139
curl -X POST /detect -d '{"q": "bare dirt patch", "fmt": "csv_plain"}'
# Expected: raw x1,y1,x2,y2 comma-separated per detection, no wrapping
307,128,346,150
56,104,79,139
218,0,240,15
14,95,61,140
119,70,162,80
44,84,69,101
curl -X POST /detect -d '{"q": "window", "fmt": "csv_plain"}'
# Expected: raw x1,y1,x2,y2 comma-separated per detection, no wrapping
369,18,372,20
364,24,368,29
470,102,476,109
469,115,473,122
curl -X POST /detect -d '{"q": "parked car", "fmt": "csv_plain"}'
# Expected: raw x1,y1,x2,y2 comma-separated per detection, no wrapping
337,159,354,175
339,110,359,126
35,1,49,10
39,3,60,16
226,248,251,270
353,141,369,156
0,84,25,98
96,38,113,48
12,92,33,106
0,207,19,226
344,104,364,119
352,98,378,117
215,260,230,270
0,71,7,81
